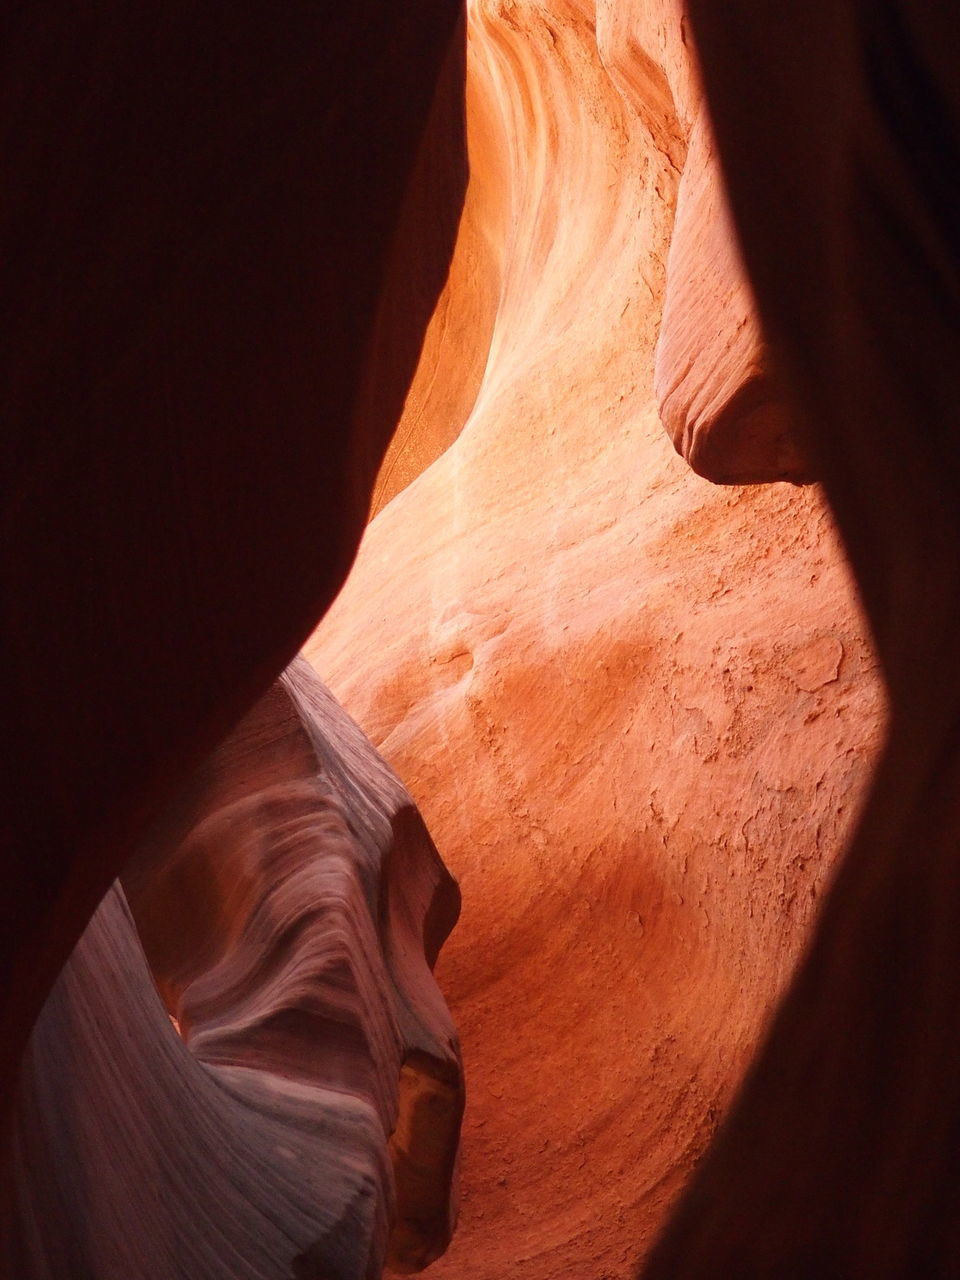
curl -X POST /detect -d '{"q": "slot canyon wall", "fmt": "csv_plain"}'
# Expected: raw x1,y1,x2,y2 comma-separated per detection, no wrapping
11,660,463,1279
1,3,469,1277
643,2,960,1273
306,2,885,1276
0,0,466,1108
5,0,959,1276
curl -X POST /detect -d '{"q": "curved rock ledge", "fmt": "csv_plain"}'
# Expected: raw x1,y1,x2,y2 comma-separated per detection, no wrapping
654,109,814,485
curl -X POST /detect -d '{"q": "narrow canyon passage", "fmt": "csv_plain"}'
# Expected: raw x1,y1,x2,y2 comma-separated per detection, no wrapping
8,0,960,1275
306,2,884,1275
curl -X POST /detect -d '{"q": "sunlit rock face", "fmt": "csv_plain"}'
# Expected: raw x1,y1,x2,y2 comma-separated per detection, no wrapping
306,2,884,1277
7,660,462,1280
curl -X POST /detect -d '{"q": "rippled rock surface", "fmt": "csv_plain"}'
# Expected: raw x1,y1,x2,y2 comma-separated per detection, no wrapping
306,3,883,1276
8,661,463,1279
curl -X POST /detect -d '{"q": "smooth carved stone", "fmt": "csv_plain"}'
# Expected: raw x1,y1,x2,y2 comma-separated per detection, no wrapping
654,111,815,485
7,659,463,1279
305,2,884,1276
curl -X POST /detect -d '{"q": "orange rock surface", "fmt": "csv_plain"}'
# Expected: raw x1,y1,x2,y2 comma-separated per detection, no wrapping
12,0,956,1271
643,1,960,1272
306,2,884,1276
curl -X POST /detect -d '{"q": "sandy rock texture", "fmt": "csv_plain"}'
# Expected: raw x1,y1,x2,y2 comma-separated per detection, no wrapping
306,2,884,1277
8,660,462,1279
642,1,960,1273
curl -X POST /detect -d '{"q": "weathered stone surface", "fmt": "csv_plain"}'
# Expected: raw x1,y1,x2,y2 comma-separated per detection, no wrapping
305,3,884,1277
8,0,954,1272
8,660,462,1278
640,1,960,1273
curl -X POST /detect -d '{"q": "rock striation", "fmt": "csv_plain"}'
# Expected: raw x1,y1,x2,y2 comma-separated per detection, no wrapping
7,660,463,1279
306,2,884,1277
7,0,956,1273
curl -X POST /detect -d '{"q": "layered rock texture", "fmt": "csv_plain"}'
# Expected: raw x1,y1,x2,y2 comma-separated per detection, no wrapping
9,661,463,1278
306,2,885,1276
653,109,815,485
6,0,960,1275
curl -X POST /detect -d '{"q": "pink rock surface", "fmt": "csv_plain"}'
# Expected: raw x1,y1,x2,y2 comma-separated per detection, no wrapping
7,0,955,1270
305,3,884,1276
0,0,465,1118
8,661,463,1278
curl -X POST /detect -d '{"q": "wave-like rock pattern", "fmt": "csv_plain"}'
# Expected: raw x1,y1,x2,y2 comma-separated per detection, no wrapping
306,2,883,1277
7,660,463,1279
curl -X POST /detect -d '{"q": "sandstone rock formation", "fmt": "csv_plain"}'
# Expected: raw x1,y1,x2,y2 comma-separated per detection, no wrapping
8,660,463,1278
641,2,960,1273
6,0,958,1274
1,3,468,1274
0,0,465,1116
305,3,884,1277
